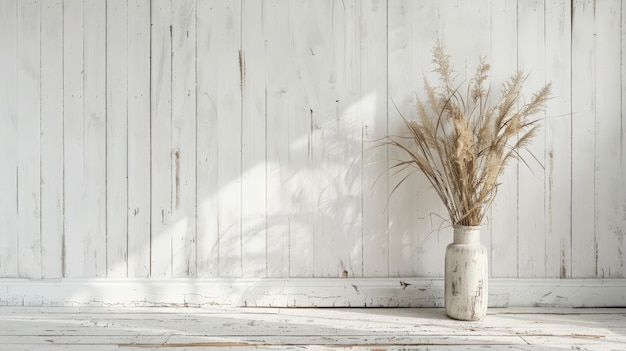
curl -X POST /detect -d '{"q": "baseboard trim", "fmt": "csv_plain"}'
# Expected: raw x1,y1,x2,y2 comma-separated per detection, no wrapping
0,278,624,308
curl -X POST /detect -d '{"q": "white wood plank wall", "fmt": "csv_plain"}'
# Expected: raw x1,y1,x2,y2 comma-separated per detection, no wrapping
0,0,624,281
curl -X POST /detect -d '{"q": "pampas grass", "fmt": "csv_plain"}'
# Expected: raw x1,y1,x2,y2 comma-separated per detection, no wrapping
385,42,552,227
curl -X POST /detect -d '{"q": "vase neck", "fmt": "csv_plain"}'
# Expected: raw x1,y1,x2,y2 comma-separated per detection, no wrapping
453,226,481,244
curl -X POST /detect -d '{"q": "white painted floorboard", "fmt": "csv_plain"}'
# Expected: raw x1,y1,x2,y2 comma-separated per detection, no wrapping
0,307,624,350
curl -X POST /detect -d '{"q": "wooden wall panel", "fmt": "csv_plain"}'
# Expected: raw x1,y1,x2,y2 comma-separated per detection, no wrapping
213,0,242,278
16,0,41,278
62,0,85,278
0,0,18,278
595,0,623,278
83,0,107,277
544,0,572,278
517,0,547,278
489,0,519,278
150,0,173,278
40,0,64,279
621,0,626,278
126,0,151,278
361,0,389,278
241,0,268,278
106,0,129,278
0,0,624,282
277,1,318,278
387,0,429,277
264,0,294,278
170,0,197,278
571,0,599,278
195,0,220,278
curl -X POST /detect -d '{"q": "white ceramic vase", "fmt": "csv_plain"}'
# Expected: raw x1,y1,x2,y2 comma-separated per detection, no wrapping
444,225,488,321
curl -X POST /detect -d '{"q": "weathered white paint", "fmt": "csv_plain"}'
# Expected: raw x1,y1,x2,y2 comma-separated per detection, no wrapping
517,0,547,278
126,0,151,278
488,0,519,279
445,227,488,321
195,0,221,278
0,278,623,308
571,0,599,279
16,0,41,279
263,0,291,278
545,0,572,279
214,0,243,278
171,0,197,278
1,307,626,350
106,0,129,278
242,0,268,278
595,0,624,279
40,0,64,279
149,0,173,279
85,0,108,278
62,0,85,277
0,0,625,306
361,0,388,278
0,0,19,278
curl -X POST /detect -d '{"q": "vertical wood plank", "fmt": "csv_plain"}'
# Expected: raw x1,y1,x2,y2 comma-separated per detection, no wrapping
40,0,64,279
64,0,109,277
489,0,519,278
571,0,597,278
346,0,366,278
264,0,293,278
301,0,363,278
211,0,242,278
0,0,18,277
83,0,107,277
62,0,84,277
16,0,41,278
333,0,364,278
241,0,267,278
388,0,431,277
361,0,389,278
621,0,626,277
320,0,363,278
217,0,243,278
544,0,572,278
517,0,547,278
283,0,315,277
386,0,424,277
170,0,197,277
106,0,129,278
595,0,623,278
195,0,219,278
150,0,173,278
308,1,336,277
127,0,151,278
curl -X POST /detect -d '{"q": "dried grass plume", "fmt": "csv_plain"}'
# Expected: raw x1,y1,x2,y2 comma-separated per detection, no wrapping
384,42,552,227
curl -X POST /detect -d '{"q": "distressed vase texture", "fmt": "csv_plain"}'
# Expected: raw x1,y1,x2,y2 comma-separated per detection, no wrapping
445,226,488,321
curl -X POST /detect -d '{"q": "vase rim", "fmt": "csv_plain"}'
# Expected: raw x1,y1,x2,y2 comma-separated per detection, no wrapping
453,225,482,230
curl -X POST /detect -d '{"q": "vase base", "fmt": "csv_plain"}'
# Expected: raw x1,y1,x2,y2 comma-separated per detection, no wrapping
446,309,487,321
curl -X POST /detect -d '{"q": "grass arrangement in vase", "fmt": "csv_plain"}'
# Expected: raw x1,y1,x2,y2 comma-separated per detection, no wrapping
384,42,552,321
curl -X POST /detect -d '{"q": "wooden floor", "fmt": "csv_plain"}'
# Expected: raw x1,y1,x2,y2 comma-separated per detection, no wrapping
0,307,624,350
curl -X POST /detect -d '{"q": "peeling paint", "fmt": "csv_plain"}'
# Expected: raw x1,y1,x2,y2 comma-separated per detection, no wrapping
561,245,567,278
174,149,180,209
238,50,245,89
